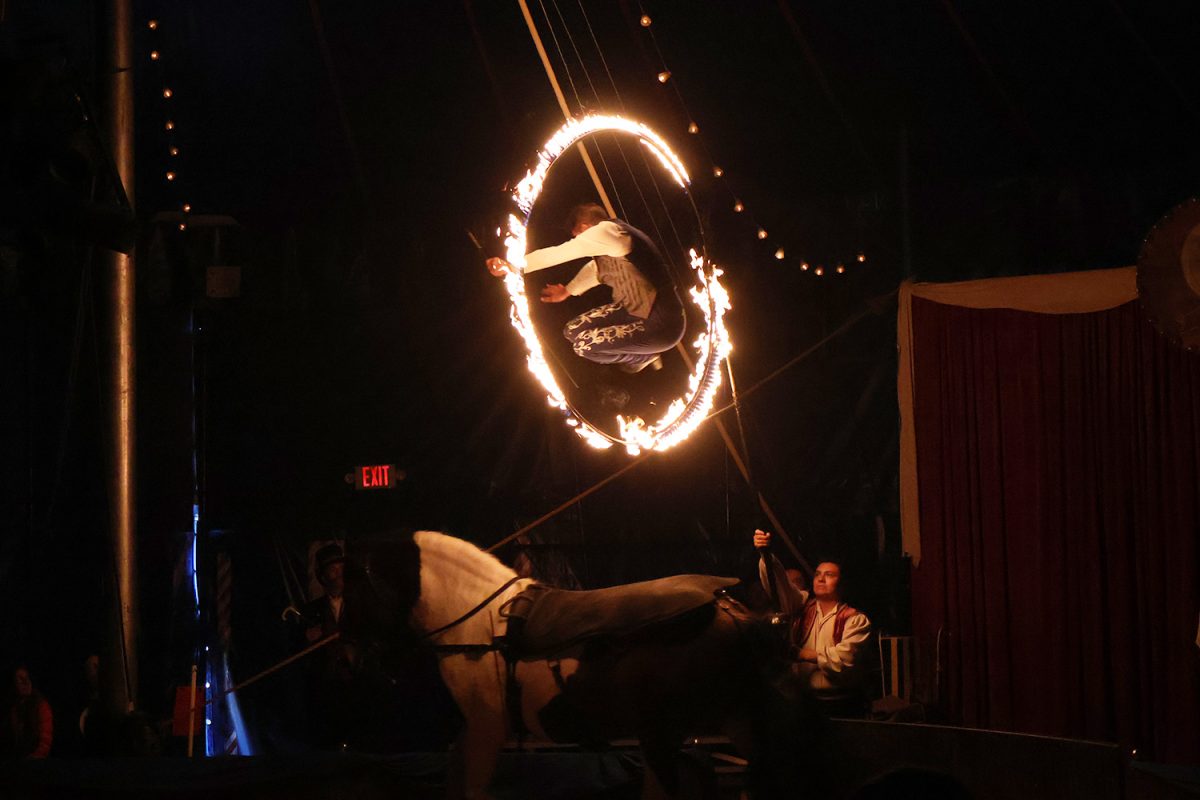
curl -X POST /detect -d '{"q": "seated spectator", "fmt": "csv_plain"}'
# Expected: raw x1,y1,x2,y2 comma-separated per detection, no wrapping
753,529,873,717
2,664,53,758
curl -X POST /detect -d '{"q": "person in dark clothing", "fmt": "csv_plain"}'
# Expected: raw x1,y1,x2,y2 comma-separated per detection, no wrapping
298,542,359,748
2,665,53,759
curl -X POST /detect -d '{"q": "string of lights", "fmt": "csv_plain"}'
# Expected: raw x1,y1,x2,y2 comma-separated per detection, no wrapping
145,17,193,230
635,7,866,278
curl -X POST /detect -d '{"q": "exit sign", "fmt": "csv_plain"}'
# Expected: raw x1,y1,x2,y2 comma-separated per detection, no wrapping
354,464,399,490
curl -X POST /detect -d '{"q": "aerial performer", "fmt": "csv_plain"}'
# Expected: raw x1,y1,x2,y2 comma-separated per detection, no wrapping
487,202,687,374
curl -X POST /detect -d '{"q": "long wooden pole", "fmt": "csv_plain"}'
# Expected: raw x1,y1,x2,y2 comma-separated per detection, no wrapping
514,1,806,571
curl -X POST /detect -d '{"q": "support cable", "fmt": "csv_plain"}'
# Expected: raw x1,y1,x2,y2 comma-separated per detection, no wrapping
518,0,803,565
568,0,689,268
516,0,615,216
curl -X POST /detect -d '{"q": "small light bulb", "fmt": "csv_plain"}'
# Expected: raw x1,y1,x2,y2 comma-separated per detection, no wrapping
757,228,768,240
150,51,160,61
148,19,159,30
495,227,501,236
712,166,723,177
178,223,187,231
169,146,180,156
205,719,211,726
182,203,192,213
733,201,744,213
205,682,211,689
165,171,176,181
165,120,175,131
688,121,699,134
800,262,810,271
657,70,671,84
836,265,846,274
857,252,866,263
774,248,785,260
815,266,825,276
640,14,652,27
162,87,173,99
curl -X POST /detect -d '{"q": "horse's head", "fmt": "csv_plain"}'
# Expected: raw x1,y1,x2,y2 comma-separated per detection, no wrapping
340,530,422,644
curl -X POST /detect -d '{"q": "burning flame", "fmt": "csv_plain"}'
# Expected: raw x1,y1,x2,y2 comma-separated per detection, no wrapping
501,115,732,455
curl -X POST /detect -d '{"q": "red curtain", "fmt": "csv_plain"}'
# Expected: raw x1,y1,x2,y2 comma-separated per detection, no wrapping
910,297,1200,764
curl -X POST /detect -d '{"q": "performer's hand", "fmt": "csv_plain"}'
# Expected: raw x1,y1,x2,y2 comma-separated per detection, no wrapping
540,283,570,303
795,647,819,663
486,257,512,277
753,529,772,551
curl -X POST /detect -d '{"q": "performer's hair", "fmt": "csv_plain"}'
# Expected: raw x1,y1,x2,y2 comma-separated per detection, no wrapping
813,556,846,572
566,202,609,232
812,556,854,600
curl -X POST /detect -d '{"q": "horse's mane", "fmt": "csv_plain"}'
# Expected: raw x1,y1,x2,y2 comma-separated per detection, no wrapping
413,530,516,585
409,532,518,632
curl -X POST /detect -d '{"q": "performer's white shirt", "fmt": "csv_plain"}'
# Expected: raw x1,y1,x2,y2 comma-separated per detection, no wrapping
522,221,657,318
759,554,872,693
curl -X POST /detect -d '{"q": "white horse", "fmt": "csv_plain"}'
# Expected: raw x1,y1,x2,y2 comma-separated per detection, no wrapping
358,530,809,800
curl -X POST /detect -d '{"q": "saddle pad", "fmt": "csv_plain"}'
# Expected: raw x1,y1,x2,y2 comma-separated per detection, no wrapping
504,574,739,659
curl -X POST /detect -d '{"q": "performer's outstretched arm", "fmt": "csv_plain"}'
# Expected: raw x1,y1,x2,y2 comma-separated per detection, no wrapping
523,221,630,273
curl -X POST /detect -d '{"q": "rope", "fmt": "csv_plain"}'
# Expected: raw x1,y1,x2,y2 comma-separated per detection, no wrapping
214,573,521,704
210,632,340,705
704,290,895,421
485,454,649,553
207,299,884,699
486,292,889,559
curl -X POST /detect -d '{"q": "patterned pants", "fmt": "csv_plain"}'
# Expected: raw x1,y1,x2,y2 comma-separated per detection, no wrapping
562,300,685,366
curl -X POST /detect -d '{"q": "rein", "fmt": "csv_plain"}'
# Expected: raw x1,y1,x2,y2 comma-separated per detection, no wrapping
421,575,521,647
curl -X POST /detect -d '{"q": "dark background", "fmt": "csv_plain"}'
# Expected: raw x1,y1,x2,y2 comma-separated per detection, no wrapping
1,0,1197,750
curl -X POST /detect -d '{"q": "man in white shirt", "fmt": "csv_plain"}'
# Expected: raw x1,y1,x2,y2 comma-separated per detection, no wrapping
753,529,873,717
487,203,686,373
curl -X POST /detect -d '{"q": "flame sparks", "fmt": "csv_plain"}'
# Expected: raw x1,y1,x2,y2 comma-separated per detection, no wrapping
501,115,732,454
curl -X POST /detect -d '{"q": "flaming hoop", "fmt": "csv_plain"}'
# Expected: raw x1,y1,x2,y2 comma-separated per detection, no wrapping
501,114,732,455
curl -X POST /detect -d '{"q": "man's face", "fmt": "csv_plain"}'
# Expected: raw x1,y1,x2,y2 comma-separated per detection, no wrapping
320,562,345,597
811,562,841,602
14,668,32,697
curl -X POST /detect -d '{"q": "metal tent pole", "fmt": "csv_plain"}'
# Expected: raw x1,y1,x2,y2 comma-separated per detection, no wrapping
100,0,138,716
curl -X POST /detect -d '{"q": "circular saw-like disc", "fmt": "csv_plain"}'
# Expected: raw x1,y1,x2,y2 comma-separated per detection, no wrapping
1138,197,1200,351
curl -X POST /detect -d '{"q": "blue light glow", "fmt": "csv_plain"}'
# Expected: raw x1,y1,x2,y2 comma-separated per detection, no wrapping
191,504,200,610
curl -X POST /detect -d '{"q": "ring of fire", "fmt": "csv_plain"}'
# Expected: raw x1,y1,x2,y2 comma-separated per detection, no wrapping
501,114,732,455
